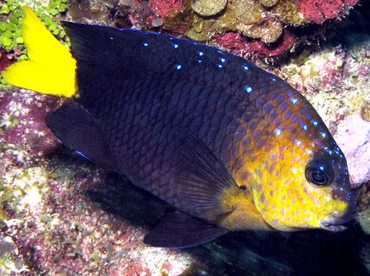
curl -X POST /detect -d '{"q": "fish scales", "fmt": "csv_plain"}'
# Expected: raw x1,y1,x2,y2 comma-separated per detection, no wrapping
67,23,353,227
2,7,356,247
69,24,272,203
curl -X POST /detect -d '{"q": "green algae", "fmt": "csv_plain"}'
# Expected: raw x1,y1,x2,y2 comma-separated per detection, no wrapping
0,0,70,90
0,0,69,51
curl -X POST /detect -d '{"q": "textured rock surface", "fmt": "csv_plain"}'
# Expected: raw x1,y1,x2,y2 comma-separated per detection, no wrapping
0,1,370,275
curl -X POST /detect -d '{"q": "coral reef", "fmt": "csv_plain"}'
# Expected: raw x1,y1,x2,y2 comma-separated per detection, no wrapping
0,90,192,275
191,0,227,16
296,0,360,24
133,0,359,57
63,0,360,57
335,113,370,185
0,0,370,275
0,90,62,159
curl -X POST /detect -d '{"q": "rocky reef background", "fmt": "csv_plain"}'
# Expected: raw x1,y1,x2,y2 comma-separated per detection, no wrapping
1,0,370,275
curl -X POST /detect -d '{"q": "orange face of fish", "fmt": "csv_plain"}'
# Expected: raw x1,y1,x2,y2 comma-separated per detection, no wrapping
232,83,355,232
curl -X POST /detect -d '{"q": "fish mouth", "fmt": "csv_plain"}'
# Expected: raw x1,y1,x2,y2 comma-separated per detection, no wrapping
319,211,356,232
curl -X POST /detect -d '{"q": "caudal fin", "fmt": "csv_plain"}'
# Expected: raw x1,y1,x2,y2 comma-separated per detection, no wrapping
2,6,77,98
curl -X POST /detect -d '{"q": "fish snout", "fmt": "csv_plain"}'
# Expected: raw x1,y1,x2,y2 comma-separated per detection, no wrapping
319,206,356,232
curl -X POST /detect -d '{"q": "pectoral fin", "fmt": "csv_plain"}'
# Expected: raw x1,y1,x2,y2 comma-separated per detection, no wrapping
171,131,240,219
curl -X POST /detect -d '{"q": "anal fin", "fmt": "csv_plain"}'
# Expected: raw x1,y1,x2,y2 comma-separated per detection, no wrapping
144,211,228,248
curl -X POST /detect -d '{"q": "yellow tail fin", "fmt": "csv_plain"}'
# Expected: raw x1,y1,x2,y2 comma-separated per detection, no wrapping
2,6,76,98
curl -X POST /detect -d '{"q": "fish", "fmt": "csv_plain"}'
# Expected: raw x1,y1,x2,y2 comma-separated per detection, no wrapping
2,7,356,248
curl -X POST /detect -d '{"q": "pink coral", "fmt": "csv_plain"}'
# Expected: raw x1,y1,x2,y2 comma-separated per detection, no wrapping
214,32,249,55
334,112,370,187
0,90,63,158
148,0,182,19
215,30,296,58
248,30,296,57
126,0,359,57
297,0,359,24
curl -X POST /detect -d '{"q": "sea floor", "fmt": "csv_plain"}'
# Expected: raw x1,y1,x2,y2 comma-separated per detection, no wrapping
1,1,370,275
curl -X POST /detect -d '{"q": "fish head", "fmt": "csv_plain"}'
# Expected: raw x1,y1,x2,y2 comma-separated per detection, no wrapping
246,88,356,232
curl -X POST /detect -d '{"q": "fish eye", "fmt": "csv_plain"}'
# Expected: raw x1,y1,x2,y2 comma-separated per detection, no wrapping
305,159,334,187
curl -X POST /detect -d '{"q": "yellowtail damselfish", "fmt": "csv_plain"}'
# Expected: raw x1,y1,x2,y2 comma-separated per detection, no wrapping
2,7,356,248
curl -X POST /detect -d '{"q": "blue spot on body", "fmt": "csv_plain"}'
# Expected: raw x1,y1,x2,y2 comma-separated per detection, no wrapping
320,132,327,138
143,42,149,47
256,97,267,106
219,58,226,63
242,63,249,70
301,108,307,114
270,110,278,120
197,51,204,56
291,115,298,123
302,124,308,130
280,103,288,111
287,126,294,132
269,92,277,99
324,146,333,155
287,91,293,97
290,98,299,104
277,96,284,104
176,64,182,70
217,64,223,68
275,129,282,136
76,151,92,161
274,118,282,127
312,120,318,126
173,43,179,48
294,140,302,146
335,149,341,156
272,78,276,82
244,86,253,93
264,103,272,112
253,130,261,139
109,36,113,40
